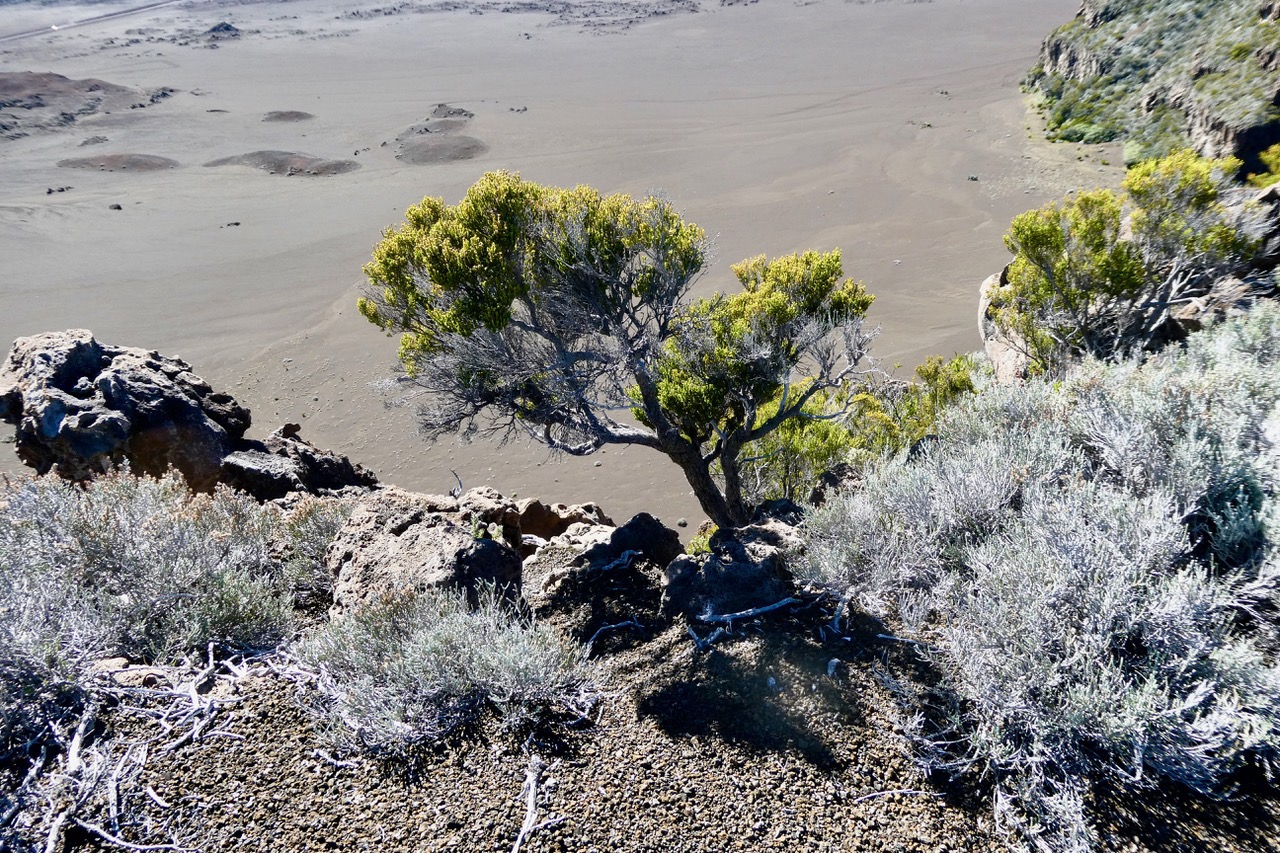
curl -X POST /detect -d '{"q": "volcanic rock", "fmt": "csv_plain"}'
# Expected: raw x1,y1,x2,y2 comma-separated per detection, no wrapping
326,487,522,618
0,329,249,489
221,423,379,500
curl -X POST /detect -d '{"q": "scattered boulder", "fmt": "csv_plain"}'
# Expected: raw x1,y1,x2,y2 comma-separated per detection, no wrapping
662,519,800,619
457,486,522,551
206,22,240,40
327,488,522,619
0,330,249,489
517,497,614,541
809,463,859,507
0,331,377,499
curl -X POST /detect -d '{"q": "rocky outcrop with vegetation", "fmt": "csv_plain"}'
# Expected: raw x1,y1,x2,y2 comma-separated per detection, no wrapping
1029,0,1280,166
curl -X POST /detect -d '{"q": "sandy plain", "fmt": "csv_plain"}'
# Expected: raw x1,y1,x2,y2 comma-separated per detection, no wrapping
0,0,1119,526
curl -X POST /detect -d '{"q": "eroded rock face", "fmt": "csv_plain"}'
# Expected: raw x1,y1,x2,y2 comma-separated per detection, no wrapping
977,267,1032,384
327,488,521,619
0,330,249,489
517,497,614,541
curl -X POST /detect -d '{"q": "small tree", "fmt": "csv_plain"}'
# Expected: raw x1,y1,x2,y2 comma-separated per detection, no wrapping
993,150,1262,373
359,171,875,528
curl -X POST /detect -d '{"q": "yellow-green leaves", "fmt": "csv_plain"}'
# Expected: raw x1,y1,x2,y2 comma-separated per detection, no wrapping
359,173,878,528
995,150,1257,373
645,250,873,442
361,171,708,377
1247,144,1280,188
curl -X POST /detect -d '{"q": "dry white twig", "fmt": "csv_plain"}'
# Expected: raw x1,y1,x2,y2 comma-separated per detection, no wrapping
511,755,563,853
72,817,196,852
850,788,944,805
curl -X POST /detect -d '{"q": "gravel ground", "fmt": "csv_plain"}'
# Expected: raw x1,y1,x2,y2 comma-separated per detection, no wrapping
10,557,1279,852
28,613,1277,853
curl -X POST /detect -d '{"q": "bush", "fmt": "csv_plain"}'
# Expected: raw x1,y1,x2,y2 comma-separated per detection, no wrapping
0,471,348,767
0,472,298,666
297,586,598,755
276,495,354,612
802,304,1280,850
1248,143,1280,187
993,150,1264,374
1029,0,1280,160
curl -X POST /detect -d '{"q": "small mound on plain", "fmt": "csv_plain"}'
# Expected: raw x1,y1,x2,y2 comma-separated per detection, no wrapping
262,111,314,123
395,135,488,165
203,150,358,177
57,153,179,172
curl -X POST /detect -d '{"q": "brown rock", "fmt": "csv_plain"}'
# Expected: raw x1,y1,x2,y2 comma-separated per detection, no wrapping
516,497,614,541
327,488,522,619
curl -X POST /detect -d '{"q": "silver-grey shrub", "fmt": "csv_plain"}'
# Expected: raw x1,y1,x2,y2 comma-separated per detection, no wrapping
297,586,598,755
0,471,345,759
0,472,294,666
802,304,1280,850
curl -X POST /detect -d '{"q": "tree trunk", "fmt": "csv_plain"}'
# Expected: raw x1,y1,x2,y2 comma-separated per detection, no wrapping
717,440,751,527
667,445,748,530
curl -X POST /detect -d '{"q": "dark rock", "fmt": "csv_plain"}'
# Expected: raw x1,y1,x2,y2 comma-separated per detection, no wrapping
220,423,378,500
206,22,240,39
582,512,682,570
808,463,859,507
522,520,664,649
327,487,522,619
663,519,801,618
0,330,249,489
750,498,805,526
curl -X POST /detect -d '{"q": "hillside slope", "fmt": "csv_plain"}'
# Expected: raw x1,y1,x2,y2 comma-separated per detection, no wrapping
1029,0,1280,166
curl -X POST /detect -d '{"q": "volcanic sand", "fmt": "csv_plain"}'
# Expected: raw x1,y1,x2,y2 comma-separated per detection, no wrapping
0,0,1122,527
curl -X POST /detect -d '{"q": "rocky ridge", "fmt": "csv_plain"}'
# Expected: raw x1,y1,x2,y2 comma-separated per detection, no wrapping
1030,0,1280,166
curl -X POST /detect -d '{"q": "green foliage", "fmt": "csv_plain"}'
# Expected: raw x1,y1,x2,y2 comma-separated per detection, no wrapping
361,172,877,528
1247,142,1280,187
993,150,1258,372
360,171,706,373
1029,0,1280,161
686,525,716,555
846,355,978,457
731,384,855,505
297,586,597,754
644,250,873,445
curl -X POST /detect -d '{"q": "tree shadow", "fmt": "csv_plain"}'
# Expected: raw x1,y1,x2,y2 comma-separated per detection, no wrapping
633,617,867,770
